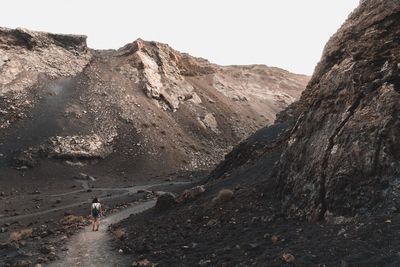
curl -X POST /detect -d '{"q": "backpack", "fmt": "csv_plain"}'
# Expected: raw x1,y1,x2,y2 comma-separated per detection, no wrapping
92,204,100,216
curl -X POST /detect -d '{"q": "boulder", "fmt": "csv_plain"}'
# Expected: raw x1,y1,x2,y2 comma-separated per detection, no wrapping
155,193,177,212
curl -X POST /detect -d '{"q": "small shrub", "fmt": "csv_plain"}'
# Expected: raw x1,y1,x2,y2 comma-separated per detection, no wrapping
9,228,33,242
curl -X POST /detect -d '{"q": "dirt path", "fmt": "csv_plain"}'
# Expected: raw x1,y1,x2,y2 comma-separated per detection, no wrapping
0,181,191,266
49,200,156,267
0,181,189,224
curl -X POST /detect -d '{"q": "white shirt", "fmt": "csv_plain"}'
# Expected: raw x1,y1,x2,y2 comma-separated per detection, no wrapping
92,203,101,210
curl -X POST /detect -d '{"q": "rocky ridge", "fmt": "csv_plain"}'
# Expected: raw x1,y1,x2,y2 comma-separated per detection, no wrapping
0,27,308,180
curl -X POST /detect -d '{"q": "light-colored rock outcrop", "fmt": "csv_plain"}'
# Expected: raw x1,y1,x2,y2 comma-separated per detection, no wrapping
48,134,113,159
0,27,91,93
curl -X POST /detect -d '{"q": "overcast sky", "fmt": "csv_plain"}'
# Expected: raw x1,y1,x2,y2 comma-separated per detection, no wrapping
1,0,359,75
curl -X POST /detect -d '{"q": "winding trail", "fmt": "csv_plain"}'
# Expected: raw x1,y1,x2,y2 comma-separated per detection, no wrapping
49,200,156,267
0,180,191,265
0,181,189,223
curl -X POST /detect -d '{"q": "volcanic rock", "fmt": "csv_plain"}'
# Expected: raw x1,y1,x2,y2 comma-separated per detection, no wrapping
273,0,400,220
47,134,113,159
155,193,177,212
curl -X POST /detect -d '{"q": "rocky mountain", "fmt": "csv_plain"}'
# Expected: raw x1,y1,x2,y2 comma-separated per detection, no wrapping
0,27,308,184
111,1,400,265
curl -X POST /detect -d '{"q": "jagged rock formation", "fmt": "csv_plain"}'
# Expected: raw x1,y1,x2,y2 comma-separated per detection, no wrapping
274,0,400,220
0,27,308,180
116,39,214,111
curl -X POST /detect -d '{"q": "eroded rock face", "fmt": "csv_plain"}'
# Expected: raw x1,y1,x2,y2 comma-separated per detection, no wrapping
0,27,90,92
274,0,400,220
0,27,91,135
116,39,212,111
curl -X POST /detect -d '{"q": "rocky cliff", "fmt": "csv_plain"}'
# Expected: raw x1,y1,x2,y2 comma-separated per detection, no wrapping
274,0,400,220
0,27,308,182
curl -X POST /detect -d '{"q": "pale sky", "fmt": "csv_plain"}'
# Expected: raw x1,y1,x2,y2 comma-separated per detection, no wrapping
1,0,359,75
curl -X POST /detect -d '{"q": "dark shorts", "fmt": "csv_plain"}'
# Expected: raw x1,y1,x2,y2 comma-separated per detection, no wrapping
92,214,99,219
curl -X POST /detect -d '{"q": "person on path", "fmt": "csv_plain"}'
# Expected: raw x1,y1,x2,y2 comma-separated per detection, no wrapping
91,197,103,231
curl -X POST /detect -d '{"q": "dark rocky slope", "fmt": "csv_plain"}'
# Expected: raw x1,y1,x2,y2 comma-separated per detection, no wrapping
273,0,400,220
113,1,400,266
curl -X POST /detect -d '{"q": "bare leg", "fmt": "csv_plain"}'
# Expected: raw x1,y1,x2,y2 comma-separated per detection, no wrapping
92,217,96,231
96,218,100,231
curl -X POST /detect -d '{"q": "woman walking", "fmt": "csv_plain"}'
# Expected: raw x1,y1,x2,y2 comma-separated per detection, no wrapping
90,197,103,231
